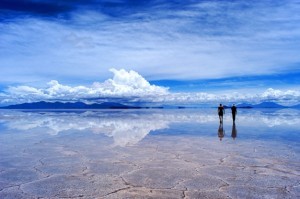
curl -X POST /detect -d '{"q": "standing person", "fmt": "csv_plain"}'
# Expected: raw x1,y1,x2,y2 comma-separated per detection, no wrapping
218,104,225,123
231,104,237,122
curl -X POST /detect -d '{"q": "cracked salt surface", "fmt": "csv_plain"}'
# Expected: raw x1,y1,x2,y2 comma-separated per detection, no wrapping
0,109,299,198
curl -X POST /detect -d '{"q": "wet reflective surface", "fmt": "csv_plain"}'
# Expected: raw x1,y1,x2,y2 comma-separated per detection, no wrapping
0,109,299,198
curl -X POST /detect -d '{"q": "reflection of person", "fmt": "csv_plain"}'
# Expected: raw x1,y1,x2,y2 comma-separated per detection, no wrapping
231,123,237,140
218,123,225,141
218,104,225,123
231,104,237,122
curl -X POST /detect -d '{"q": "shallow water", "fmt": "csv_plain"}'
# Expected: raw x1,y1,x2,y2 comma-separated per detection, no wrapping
0,109,299,198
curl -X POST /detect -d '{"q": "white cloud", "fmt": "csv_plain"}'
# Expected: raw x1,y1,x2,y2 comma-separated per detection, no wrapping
261,88,300,99
0,69,299,105
0,69,169,104
95,68,168,96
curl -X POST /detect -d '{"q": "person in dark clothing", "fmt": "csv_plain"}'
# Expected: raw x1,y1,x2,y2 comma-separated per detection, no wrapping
231,104,237,122
218,104,225,123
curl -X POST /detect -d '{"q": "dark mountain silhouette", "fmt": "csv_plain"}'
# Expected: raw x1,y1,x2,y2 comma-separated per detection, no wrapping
0,101,142,109
236,103,253,108
1,101,297,109
291,104,300,109
236,102,288,108
220,104,246,109
217,102,290,109
251,102,287,108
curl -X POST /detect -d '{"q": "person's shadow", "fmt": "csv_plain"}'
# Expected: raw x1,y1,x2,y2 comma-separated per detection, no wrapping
231,122,237,140
218,123,225,141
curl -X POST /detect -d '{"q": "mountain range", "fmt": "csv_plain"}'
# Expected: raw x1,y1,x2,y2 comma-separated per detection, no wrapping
215,102,299,109
0,101,299,109
236,102,300,109
0,101,142,109
236,102,288,108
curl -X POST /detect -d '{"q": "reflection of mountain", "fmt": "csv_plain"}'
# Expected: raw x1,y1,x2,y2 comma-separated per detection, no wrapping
235,109,300,127
0,109,299,146
0,110,219,146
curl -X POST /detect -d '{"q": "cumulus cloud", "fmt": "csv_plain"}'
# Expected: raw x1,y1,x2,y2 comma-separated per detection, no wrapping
0,69,169,104
261,88,300,100
0,69,299,105
94,68,168,96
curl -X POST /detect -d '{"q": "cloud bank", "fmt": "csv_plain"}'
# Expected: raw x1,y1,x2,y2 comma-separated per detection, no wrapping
0,69,299,105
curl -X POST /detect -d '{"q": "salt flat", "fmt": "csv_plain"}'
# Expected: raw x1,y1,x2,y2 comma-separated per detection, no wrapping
0,109,299,198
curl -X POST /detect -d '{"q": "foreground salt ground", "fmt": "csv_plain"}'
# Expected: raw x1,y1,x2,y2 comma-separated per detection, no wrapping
0,109,299,198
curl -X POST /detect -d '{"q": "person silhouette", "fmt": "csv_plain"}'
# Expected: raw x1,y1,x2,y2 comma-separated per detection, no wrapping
231,123,237,140
231,104,237,122
218,122,225,141
218,104,225,123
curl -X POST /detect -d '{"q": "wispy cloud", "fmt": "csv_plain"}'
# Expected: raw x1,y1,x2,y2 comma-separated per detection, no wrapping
0,0,299,86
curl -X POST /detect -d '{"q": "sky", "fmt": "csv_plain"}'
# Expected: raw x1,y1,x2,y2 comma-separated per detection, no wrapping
0,0,300,105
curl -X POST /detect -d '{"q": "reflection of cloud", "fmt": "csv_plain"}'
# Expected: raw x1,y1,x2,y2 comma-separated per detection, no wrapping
90,120,168,147
0,109,299,146
226,109,300,127
0,111,170,147
256,109,300,127
0,110,220,146
261,117,299,127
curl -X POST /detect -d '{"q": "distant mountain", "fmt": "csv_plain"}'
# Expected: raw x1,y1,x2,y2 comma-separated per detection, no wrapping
251,102,287,108
218,102,289,109
0,101,142,109
236,103,253,108
1,101,297,109
219,104,251,109
291,104,300,109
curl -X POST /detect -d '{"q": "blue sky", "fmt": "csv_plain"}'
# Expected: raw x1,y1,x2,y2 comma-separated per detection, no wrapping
0,0,299,105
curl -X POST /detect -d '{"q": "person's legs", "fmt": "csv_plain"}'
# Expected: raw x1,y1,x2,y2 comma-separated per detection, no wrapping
219,114,223,123
232,113,235,122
